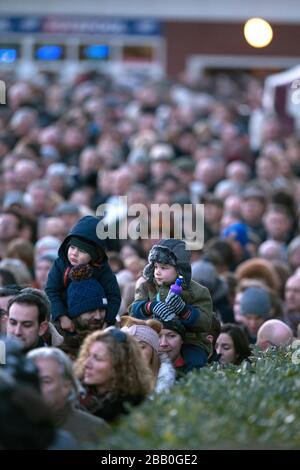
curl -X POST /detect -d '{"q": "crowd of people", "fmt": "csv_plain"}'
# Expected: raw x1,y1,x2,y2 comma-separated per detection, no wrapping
0,67,300,449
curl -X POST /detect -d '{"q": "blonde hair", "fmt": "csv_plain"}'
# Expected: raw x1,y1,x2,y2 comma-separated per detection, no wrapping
74,328,153,396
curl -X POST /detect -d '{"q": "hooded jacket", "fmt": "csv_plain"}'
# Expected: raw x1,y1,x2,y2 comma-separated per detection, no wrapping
129,239,213,353
143,239,192,288
45,216,121,325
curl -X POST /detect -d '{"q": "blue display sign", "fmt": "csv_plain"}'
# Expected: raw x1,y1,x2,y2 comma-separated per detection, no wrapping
35,45,64,60
0,48,17,63
0,16,162,36
81,44,110,60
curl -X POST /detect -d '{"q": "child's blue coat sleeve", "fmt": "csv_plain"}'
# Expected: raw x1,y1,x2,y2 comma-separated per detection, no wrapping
129,281,153,319
179,305,200,327
95,262,121,325
45,258,67,321
130,300,149,319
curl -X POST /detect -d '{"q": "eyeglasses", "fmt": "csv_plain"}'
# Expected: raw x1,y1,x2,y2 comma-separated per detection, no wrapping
106,326,127,343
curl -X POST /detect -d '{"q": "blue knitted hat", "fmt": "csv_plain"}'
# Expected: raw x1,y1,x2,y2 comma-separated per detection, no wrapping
222,222,250,248
67,265,108,318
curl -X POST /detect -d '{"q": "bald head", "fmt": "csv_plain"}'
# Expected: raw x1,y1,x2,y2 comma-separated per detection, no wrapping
256,319,293,351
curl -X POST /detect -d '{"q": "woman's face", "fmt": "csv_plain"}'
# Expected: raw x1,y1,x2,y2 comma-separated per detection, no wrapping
216,333,237,365
83,341,113,392
138,340,153,365
35,259,52,289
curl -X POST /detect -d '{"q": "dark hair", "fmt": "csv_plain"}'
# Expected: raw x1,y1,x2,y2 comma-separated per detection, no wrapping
202,193,224,208
107,252,124,272
0,376,55,449
7,289,50,324
120,241,147,260
151,174,180,192
220,323,251,365
0,132,17,150
4,209,37,244
204,238,235,269
0,307,6,319
2,209,23,230
207,313,221,348
0,269,17,287
265,203,294,221
0,285,23,298
2,338,40,390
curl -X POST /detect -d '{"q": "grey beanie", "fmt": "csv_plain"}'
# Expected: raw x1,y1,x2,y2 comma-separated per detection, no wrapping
240,287,271,318
191,260,228,302
192,260,217,288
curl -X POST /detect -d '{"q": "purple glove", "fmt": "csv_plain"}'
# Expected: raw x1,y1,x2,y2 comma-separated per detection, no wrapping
165,276,186,315
170,276,183,295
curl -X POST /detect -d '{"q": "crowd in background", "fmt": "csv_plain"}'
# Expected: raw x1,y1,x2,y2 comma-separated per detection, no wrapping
1,67,300,448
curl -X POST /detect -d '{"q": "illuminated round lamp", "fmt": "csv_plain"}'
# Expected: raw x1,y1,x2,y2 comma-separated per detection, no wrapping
244,18,273,48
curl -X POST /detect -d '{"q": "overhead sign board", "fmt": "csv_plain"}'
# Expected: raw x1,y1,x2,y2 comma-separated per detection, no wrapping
0,16,162,36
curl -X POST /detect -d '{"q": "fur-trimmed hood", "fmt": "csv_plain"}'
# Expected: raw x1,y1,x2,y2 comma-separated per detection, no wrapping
46,322,64,347
155,353,176,393
143,239,191,288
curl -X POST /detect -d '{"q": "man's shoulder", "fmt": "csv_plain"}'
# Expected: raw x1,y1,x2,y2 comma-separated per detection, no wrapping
68,407,108,429
63,407,109,445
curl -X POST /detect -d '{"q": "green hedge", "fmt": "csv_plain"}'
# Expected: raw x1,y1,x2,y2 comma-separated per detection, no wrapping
96,347,300,449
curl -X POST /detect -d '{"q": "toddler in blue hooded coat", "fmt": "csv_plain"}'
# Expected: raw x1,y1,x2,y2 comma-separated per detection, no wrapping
45,216,121,332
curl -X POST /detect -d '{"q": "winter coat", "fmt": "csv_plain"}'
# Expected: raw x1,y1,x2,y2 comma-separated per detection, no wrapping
45,216,121,325
43,322,64,347
79,386,144,423
131,238,213,353
143,239,192,288
284,310,300,337
54,404,109,447
129,279,213,353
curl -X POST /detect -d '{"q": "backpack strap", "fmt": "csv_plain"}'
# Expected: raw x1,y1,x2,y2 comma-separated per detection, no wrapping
63,267,71,288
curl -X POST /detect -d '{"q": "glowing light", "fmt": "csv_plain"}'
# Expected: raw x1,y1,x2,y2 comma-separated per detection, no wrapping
244,18,273,48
